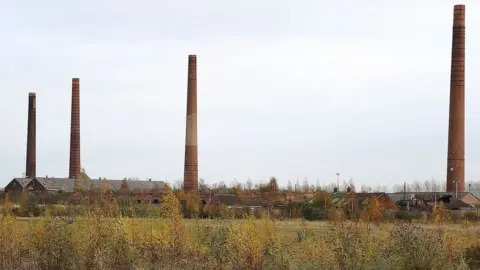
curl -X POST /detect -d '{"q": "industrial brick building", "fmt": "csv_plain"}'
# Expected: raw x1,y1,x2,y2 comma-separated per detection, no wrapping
4,77,167,203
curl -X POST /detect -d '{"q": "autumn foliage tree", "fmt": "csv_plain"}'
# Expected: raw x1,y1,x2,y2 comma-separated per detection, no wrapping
268,177,279,194
161,187,186,254
233,184,243,198
184,191,201,218
362,198,383,223
432,202,450,225
312,191,332,209
1,193,12,216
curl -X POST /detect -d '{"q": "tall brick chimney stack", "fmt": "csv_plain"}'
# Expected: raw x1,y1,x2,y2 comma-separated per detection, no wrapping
446,5,466,192
69,78,81,180
25,92,36,178
184,55,198,192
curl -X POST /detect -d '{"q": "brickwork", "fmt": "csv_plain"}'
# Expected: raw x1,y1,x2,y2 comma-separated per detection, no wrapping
26,92,36,178
446,5,466,192
184,55,198,192
69,78,81,180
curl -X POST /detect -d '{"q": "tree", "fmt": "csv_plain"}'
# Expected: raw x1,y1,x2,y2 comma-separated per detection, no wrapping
312,190,332,209
17,191,29,217
347,179,356,193
424,180,431,192
301,202,316,221
75,167,92,193
1,193,13,215
432,202,450,225
184,191,201,218
430,178,441,192
233,184,242,198
246,178,253,193
258,184,269,194
327,207,345,222
302,178,309,193
161,187,186,253
163,183,172,193
174,180,183,190
363,199,383,223
361,185,372,193
413,180,422,192
374,185,388,192
268,177,279,194
199,178,209,194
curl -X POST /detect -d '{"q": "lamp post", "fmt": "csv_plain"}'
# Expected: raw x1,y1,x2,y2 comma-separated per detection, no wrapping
336,173,340,192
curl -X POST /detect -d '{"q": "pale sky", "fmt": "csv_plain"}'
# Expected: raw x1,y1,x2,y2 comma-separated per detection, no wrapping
1,0,480,188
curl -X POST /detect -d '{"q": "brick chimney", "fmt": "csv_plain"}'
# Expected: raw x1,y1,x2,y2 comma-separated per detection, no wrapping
446,5,466,192
183,55,198,192
25,92,36,178
69,78,81,180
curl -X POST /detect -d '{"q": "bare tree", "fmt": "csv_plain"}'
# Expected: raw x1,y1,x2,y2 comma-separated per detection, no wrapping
430,178,441,192
199,178,209,194
392,184,403,192
302,178,309,193
174,179,183,190
441,182,447,192
413,180,422,192
374,185,388,192
361,185,372,193
287,181,293,192
423,180,431,192
246,178,253,193
218,181,227,189
321,182,336,192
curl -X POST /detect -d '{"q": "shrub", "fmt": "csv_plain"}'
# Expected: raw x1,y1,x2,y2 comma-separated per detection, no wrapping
226,215,278,269
0,214,29,269
387,222,468,269
29,218,77,269
0,197,479,269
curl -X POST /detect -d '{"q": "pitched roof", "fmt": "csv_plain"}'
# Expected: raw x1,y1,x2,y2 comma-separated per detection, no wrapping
387,192,477,203
12,178,33,187
331,192,387,207
34,177,77,192
89,179,165,192
30,178,165,193
469,191,480,201
445,198,475,210
211,194,243,206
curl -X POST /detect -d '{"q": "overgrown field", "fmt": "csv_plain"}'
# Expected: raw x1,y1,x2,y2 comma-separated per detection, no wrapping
2,216,480,269
2,193,480,270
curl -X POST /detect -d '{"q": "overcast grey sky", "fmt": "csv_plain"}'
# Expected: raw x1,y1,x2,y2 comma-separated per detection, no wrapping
1,0,480,188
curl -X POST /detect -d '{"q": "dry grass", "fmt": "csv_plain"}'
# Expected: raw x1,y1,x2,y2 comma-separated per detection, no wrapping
1,190,480,269
1,216,479,269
